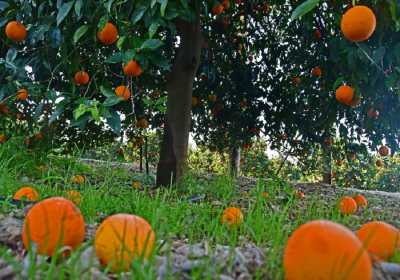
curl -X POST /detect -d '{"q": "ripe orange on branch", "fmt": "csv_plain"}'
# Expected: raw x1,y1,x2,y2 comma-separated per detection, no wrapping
212,4,225,15
311,66,322,77
14,186,39,201
95,214,155,272
74,71,90,86
16,88,28,101
22,197,85,256
97,22,118,45
284,220,372,280
341,6,376,42
115,85,131,100
336,85,354,106
123,60,143,77
5,21,27,42
378,145,389,157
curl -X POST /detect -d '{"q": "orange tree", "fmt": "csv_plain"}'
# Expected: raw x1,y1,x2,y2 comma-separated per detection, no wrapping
1,0,399,186
191,0,400,181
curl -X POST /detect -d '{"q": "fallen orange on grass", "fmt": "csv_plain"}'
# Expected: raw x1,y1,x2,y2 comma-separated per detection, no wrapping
339,196,358,215
22,197,85,256
353,194,368,208
284,220,372,280
221,207,244,227
95,214,155,272
71,175,85,184
14,186,39,201
341,6,376,42
0,134,7,144
66,190,81,205
357,221,400,261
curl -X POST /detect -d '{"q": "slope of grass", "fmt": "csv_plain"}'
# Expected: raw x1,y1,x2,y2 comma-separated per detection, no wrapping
0,140,398,279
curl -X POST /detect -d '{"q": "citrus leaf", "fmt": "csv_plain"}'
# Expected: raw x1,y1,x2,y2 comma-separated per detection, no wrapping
291,0,320,20
160,0,168,17
140,39,163,50
57,1,74,26
73,25,89,44
131,5,147,24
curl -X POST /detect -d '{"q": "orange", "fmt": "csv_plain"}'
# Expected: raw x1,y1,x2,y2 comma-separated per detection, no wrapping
222,0,230,9
339,196,358,215
357,221,400,261
97,22,118,45
376,159,384,167
71,175,85,184
0,103,9,114
136,118,149,129
192,96,199,107
0,134,7,144
13,186,39,201
341,6,376,42
284,220,372,280
378,145,389,157
292,76,301,86
208,94,217,102
336,85,354,106
353,194,368,208
123,60,143,77
5,21,27,42
311,66,321,77
16,88,28,101
74,71,90,86
115,85,131,101
296,191,305,199
221,207,244,227
22,197,85,256
367,108,379,119
34,132,44,141
132,181,141,189
95,214,155,272
66,190,81,205
212,4,224,15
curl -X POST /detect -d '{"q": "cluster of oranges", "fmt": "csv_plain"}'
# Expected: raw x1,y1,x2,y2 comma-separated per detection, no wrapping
284,219,400,279
334,5,376,107
339,194,368,215
17,191,155,272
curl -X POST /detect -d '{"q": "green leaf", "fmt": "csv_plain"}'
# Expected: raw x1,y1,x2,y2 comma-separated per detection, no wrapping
151,0,157,9
6,48,17,62
160,0,168,17
149,22,160,38
106,110,121,134
103,96,122,107
131,5,148,24
140,39,163,50
57,1,75,26
291,0,320,20
73,25,89,44
0,1,9,11
74,0,83,17
74,103,88,120
105,0,114,13
100,86,116,98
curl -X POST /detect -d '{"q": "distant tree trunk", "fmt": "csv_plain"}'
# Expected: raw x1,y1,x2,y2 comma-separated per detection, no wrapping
145,136,149,175
322,143,332,184
139,145,143,172
230,146,241,177
156,16,202,187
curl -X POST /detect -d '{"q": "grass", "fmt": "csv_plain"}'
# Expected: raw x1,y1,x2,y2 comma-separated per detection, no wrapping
0,139,398,279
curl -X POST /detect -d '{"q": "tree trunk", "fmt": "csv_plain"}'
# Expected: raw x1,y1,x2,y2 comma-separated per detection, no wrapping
156,17,202,187
322,143,332,184
139,145,143,172
145,136,149,175
230,146,241,177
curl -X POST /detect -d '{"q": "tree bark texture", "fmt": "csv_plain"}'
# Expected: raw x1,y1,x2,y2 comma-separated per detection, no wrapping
156,18,202,187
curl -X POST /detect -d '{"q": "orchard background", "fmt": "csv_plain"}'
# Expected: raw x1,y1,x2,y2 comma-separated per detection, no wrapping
0,0,400,279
